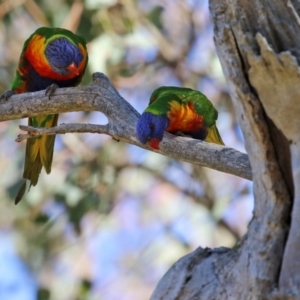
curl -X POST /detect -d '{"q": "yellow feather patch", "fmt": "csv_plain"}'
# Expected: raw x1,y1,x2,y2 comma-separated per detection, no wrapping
167,100,204,133
205,124,225,145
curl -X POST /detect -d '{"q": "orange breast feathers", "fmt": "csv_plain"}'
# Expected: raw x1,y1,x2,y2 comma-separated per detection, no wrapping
166,100,204,133
24,34,87,80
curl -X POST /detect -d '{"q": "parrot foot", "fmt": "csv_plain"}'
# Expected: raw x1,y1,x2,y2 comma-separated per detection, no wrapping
28,131,35,137
175,131,190,137
45,84,59,99
0,90,15,102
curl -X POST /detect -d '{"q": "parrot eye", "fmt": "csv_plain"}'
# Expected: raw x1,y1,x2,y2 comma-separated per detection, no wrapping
150,123,155,133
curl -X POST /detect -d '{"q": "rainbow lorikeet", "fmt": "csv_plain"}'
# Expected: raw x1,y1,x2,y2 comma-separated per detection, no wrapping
0,27,88,204
136,86,224,149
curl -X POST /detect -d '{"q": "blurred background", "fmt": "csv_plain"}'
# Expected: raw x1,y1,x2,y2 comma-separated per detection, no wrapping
0,0,253,299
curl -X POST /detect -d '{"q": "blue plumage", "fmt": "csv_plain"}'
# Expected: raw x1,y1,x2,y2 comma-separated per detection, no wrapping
136,112,169,144
45,37,83,75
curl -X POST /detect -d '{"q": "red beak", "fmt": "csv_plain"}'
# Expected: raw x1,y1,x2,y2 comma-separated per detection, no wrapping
148,138,160,150
67,62,79,75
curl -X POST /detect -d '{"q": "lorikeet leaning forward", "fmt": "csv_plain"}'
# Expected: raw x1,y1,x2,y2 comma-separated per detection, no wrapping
0,27,88,204
136,86,224,150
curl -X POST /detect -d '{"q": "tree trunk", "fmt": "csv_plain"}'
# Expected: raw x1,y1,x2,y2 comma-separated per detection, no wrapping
151,1,300,299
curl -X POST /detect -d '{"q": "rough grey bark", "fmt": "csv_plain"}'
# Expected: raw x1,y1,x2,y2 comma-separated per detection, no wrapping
151,0,300,299
0,73,251,181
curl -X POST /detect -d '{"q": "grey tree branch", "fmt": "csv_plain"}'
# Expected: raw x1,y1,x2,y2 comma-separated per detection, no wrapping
16,124,110,142
0,72,252,181
247,32,300,290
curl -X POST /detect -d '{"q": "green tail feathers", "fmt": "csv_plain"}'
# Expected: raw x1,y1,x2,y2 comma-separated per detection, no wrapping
205,124,225,145
23,114,58,186
15,114,58,203
23,138,44,186
23,134,56,186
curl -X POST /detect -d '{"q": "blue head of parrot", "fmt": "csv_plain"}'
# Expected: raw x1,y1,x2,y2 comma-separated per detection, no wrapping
136,112,169,149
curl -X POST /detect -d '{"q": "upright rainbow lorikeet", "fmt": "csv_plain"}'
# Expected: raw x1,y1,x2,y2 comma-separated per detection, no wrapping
136,86,224,149
0,27,88,204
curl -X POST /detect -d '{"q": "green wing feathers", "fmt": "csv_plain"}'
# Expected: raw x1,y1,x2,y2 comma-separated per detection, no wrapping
23,114,58,187
145,86,225,146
